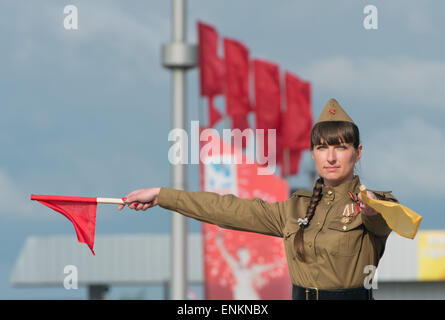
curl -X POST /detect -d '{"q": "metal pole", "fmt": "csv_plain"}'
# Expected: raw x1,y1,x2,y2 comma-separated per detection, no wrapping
171,0,187,301
161,0,197,300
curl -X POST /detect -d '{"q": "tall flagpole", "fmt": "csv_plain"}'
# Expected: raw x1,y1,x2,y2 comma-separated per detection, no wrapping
161,0,197,299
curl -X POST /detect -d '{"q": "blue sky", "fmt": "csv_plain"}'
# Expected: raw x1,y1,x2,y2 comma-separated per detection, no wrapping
1,0,444,299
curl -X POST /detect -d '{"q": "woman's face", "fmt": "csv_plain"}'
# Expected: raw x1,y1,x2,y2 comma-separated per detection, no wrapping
311,142,362,186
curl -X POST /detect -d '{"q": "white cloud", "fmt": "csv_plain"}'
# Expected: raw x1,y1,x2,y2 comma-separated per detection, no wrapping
8,1,171,86
304,56,445,109
360,116,445,200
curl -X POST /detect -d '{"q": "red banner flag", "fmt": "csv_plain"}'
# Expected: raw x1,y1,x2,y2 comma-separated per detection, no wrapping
253,59,281,162
198,21,224,127
224,38,251,130
31,194,99,255
207,96,223,128
280,72,312,176
282,72,312,150
198,21,224,97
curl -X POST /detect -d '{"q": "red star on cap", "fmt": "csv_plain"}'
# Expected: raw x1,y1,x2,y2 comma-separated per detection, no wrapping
329,108,336,115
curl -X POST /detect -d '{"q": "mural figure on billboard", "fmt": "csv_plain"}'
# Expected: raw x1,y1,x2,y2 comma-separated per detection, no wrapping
215,231,280,299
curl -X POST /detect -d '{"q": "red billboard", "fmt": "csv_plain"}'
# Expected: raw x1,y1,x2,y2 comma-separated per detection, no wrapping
199,129,291,299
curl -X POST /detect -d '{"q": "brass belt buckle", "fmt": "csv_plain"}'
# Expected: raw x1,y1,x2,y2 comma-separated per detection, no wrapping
305,287,319,300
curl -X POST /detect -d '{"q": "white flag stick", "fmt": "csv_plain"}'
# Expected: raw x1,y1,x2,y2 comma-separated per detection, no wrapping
96,197,125,205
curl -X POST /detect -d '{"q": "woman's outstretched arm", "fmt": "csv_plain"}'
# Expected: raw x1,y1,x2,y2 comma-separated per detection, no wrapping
118,187,289,238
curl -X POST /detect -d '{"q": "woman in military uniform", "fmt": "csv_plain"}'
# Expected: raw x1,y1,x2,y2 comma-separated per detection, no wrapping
118,99,398,300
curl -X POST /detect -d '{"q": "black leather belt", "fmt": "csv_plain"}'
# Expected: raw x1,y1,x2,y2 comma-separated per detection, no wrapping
292,285,373,300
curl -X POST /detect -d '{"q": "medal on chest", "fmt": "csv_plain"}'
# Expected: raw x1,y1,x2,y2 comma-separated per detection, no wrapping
341,192,361,224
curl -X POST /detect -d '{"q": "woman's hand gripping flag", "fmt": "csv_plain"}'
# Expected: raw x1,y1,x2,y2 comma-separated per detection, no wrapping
358,185,422,239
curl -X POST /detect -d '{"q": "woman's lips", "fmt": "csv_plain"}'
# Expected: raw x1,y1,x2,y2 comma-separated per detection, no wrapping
325,167,339,171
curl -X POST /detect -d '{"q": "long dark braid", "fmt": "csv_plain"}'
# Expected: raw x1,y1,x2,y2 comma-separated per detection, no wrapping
294,177,324,263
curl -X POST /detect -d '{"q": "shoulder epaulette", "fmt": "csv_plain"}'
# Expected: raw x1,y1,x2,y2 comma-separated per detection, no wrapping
291,189,313,198
368,189,398,203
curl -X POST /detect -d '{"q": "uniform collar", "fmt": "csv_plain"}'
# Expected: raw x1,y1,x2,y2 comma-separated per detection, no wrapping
321,175,361,199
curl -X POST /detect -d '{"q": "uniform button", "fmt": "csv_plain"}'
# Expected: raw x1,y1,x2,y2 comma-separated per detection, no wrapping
343,226,347,231
308,243,312,248
327,201,331,205
327,190,333,195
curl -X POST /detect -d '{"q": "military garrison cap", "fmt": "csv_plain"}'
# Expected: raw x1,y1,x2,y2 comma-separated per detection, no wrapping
315,98,355,125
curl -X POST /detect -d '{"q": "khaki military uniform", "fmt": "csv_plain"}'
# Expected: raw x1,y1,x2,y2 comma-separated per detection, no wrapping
158,175,398,290
158,98,398,291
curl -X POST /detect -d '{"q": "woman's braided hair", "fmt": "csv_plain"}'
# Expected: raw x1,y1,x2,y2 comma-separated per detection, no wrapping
294,177,324,262
294,120,360,263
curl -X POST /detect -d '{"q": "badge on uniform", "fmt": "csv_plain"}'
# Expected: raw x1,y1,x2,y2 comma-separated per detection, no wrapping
341,192,361,224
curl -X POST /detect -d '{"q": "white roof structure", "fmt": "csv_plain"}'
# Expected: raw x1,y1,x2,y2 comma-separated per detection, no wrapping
10,233,203,287
377,232,418,281
10,231,423,287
